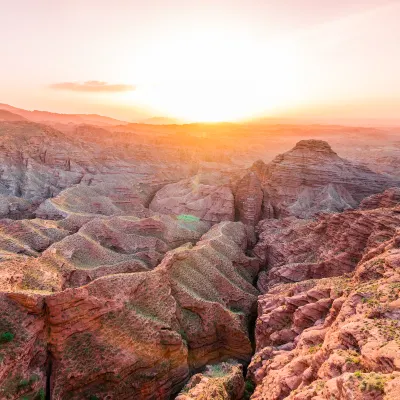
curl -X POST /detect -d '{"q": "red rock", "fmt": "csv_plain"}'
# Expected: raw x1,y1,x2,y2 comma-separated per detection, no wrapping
234,171,263,226
248,230,400,400
254,207,400,291
0,221,259,399
360,187,400,210
149,174,235,223
251,140,399,218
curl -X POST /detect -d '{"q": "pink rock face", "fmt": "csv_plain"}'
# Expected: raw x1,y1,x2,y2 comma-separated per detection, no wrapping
234,172,264,226
0,221,259,400
254,206,400,291
149,175,235,223
251,140,399,218
0,121,193,220
359,187,400,210
0,293,47,400
248,226,400,399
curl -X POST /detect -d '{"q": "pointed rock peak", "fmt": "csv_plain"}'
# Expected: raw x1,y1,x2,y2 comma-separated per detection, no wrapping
250,159,267,175
292,139,337,155
252,159,267,169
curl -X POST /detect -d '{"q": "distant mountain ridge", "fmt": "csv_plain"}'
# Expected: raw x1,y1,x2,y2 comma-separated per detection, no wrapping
0,103,128,126
0,109,28,122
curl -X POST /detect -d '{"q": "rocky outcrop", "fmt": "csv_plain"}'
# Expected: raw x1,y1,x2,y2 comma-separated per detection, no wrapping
0,218,69,258
176,361,245,400
0,221,259,399
0,121,93,204
254,206,400,291
248,207,400,399
360,187,400,210
0,215,209,292
35,180,154,231
0,195,36,219
0,121,192,220
2,122,400,400
0,292,47,400
149,174,235,223
39,214,210,289
234,172,264,226
251,140,399,218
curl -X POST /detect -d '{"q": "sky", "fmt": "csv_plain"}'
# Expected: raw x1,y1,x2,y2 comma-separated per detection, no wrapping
1,0,400,123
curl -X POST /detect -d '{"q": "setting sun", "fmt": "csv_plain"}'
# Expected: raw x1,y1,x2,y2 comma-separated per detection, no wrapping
116,29,301,122
2,1,400,124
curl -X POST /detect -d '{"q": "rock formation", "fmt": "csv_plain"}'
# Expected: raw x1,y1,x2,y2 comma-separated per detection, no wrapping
254,206,400,291
248,228,400,399
0,121,191,220
251,140,399,218
1,118,400,400
38,214,210,289
360,187,400,210
149,174,235,223
0,221,259,399
234,172,264,226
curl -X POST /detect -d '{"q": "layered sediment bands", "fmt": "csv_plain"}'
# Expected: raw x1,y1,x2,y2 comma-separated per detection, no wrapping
248,231,400,399
359,187,400,210
234,172,263,226
34,173,178,230
254,206,400,291
0,218,70,258
0,215,209,292
149,174,235,223
0,121,92,204
0,292,47,400
250,140,399,218
176,360,245,400
40,215,210,289
0,221,259,399
0,121,192,220
0,219,71,291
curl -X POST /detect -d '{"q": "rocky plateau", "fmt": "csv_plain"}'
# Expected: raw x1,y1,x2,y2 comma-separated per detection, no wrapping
0,111,399,399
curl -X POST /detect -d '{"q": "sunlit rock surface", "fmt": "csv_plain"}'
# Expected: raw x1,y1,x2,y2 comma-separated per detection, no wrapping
250,140,399,218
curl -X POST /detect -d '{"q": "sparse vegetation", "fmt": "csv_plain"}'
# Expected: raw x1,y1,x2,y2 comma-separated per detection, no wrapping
308,343,322,354
354,370,362,378
36,388,45,400
357,372,393,393
345,352,361,365
244,379,255,399
0,331,14,344
178,328,188,342
206,364,226,377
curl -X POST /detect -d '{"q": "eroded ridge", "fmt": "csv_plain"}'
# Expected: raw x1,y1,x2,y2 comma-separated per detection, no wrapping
0,221,259,400
249,217,400,399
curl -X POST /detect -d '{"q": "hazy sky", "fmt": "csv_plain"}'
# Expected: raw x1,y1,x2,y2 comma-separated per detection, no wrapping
1,0,400,122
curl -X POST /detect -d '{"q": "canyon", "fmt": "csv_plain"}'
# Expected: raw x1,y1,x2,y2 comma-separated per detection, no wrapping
0,107,399,399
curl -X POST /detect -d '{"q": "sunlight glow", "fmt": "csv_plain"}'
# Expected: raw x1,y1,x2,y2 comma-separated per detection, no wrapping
117,29,303,122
